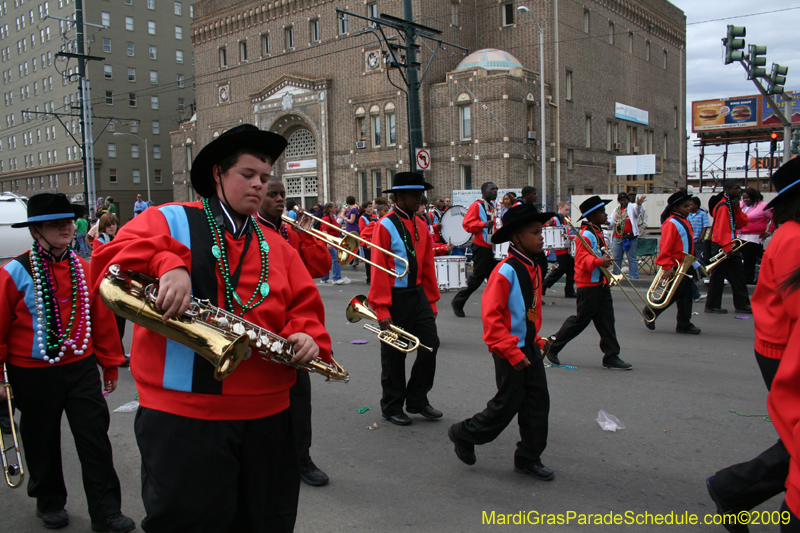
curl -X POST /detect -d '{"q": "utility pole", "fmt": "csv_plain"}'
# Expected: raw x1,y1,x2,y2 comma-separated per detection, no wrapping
403,0,423,169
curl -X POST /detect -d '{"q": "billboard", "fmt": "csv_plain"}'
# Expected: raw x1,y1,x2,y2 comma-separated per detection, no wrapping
761,92,800,128
692,91,798,133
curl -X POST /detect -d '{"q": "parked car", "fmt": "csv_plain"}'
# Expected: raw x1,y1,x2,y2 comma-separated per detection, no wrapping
0,193,30,262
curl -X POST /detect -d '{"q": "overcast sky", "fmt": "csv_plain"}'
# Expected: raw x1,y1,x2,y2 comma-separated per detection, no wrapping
671,2,800,170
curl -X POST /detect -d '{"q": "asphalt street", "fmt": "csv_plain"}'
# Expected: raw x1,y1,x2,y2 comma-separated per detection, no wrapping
0,265,779,532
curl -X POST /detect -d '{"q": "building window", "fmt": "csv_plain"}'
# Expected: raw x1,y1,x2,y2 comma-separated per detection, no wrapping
674,106,679,129
176,73,184,87
239,41,247,62
310,19,319,42
628,32,633,54
131,144,140,158
129,92,136,107
567,149,574,169
150,70,157,84
338,12,347,34
147,0,155,10
367,2,377,21
663,134,668,157
174,2,181,15
148,20,156,35
108,143,116,157
150,120,159,134
103,38,111,53
218,47,227,68
358,171,368,203
105,91,113,104
109,168,117,183
371,114,381,147
125,16,133,31
502,3,514,26
149,46,157,60
284,26,293,49
646,41,650,62
127,42,134,56
176,50,183,63
451,1,459,26
128,67,135,82
460,165,472,189
356,116,366,142
153,145,161,159
585,116,591,148
663,49,668,69
131,120,139,133
101,12,110,26
132,169,141,184
565,70,572,101
104,65,112,79
583,9,589,33
387,112,396,146
175,26,182,40
151,96,158,109
459,105,471,140
608,21,614,45
154,169,162,183
261,33,269,55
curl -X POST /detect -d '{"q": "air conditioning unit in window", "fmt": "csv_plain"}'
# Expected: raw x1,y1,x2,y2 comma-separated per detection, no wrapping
356,141,366,149
613,142,622,151
527,131,536,140
632,145,640,153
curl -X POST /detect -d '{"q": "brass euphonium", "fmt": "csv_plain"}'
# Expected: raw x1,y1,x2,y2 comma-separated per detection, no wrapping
646,254,703,309
99,266,349,383
346,295,433,353
1,363,23,489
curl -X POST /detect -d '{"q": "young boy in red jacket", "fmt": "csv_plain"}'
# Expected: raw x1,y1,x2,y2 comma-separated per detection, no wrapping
543,196,632,370
448,203,556,480
642,191,702,334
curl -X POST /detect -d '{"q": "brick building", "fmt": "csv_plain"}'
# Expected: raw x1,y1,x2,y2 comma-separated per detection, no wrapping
174,0,686,208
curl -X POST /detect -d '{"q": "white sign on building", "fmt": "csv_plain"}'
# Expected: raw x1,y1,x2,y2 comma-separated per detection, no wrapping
615,102,649,126
285,159,317,172
615,154,657,175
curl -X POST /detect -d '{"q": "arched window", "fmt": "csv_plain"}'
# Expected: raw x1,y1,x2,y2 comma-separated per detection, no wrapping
285,128,316,158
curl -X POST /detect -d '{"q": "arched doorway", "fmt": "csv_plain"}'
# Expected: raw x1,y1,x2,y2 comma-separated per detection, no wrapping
283,128,319,210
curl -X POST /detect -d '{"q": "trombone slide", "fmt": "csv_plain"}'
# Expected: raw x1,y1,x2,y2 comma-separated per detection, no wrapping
1,364,23,489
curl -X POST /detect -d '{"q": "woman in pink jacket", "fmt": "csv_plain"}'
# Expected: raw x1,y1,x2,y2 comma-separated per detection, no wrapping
739,188,773,284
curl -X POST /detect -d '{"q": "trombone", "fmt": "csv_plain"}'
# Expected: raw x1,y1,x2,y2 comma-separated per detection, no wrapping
346,295,433,353
281,212,410,279
564,217,656,324
1,363,23,488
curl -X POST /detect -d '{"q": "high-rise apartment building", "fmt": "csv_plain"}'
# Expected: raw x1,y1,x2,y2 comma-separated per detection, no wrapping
0,0,197,220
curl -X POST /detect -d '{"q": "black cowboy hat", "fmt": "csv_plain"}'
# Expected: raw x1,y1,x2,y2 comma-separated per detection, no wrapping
667,191,692,207
766,157,800,209
578,196,612,220
491,203,556,244
12,193,84,228
190,124,288,198
382,171,434,193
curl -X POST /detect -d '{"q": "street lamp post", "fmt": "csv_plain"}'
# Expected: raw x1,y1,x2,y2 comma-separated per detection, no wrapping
114,132,151,203
518,6,547,210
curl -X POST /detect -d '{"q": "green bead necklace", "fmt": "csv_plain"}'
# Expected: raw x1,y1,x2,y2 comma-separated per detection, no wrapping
203,198,270,316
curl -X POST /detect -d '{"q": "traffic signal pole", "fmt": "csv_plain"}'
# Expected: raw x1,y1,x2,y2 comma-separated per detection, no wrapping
403,0,423,170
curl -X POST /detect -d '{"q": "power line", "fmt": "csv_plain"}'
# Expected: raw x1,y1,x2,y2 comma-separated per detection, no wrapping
687,6,800,26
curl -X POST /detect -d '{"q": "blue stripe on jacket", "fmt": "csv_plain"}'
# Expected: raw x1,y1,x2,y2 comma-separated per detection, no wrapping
582,230,603,283
379,217,410,288
159,205,196,392
669,218,691,254
4,260,40,359
498,262,527,348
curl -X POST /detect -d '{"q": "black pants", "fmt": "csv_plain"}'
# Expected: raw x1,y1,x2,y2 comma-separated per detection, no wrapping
364,248,372,283
135,406,299,533
115,315,126,347
543,254,576,296
289,369,312,465
452,245,497,310
452,349,549,463
381,285,440,416
740,241,763,285
782,500,800,533
712,351,789,512
706,244,751,311
648,272,694,330
549,285,620,360
7,355,123,522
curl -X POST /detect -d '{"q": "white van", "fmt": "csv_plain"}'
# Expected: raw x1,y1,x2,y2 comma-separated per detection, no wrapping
0,193,30,262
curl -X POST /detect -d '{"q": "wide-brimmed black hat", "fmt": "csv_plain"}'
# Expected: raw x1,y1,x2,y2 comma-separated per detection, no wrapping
190,124,288,198
617,192,630,201
578,196,612,220
491,204,556,244
766,157,800,209
667,191,692,207
382,171,434,193
12,193,84,228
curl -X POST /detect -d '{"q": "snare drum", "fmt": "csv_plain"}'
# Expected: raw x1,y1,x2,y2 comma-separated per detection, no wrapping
542,227,568,250
440,206,472,247
435,256,467,291
493,241,509,260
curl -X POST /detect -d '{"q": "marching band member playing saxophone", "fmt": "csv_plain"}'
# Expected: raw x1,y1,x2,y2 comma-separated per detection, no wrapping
642,191,701,334
257,178,332,487
90,125,332,533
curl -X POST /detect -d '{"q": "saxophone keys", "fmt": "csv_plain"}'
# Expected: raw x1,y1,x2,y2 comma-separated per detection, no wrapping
246,329,257,341
259,335,270,347
232,322,246,335
270,340,283,353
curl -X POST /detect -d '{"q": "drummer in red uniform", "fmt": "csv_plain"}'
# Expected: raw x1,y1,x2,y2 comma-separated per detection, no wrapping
542,201,576,298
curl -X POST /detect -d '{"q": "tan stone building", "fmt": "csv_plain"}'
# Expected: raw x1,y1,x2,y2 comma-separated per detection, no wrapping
173,0,686,209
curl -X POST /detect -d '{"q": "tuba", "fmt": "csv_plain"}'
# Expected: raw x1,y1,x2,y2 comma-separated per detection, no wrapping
646,254,702,309
1,364,24,488
99,266,349,382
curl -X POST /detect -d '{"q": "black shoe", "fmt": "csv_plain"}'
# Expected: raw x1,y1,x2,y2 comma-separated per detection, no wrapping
299,459,330,487
382,412,412,426
91,513,136,533
734,307,753,314
676,325,701,335
514,459,555,481
447,424,476,465
37,509,69,529
451,300,465,318
406,405,443,419
706,475,749,533
119,355,130,368
564,293,577,299
643,307,655,330
602,357,632,370
704,307,728,314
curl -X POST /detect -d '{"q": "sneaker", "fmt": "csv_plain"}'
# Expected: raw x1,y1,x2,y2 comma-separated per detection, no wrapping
333,277,351,285
91,513,136,532
602,356,632,370
319,279,333,285
37,509,69,529
299,459,330,487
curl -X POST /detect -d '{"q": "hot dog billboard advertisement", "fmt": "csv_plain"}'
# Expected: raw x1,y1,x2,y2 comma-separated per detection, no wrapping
692,96,759,132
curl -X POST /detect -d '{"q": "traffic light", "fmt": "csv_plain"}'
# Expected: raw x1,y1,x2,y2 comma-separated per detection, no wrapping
747,44,767,79
792,129,800,156
770,131,779,153
767,63,789,95
724,25,746,64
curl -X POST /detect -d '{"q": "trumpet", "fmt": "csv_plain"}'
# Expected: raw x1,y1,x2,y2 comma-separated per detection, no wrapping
281,212,410,279
703,239,746,275
563,217,656,324
346,295,433,353
99,266,349,383
1,364,24,489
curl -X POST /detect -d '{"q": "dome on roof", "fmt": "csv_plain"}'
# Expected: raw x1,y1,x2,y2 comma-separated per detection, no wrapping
456,48,523,72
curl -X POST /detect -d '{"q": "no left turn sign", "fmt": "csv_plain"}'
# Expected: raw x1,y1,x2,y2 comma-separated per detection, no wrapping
415,148,431,171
